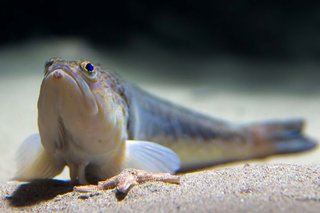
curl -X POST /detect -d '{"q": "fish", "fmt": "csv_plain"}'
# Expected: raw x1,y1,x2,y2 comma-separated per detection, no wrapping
14,57,317,194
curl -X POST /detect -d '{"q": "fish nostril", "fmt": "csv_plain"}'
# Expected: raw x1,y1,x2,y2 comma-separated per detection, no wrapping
53,71,63,79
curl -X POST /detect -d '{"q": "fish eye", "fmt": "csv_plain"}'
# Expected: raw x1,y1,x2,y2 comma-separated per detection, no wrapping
81,61,97,79
80,61,97,80
84,62,94,74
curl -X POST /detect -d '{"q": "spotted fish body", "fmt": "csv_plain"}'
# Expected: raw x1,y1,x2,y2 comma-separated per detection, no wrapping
14,58,317,184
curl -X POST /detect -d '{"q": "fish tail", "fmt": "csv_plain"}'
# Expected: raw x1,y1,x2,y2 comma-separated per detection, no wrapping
245,118,317,156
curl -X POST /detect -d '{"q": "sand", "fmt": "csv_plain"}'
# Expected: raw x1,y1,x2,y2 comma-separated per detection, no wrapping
0,39,319,212
1,164,320,213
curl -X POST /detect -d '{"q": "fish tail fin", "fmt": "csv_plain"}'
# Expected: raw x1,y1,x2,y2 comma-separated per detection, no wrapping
14,134,64,181
245,118,317,156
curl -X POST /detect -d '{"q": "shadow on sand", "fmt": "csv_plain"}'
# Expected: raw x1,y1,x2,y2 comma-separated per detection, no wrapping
6,179,73,207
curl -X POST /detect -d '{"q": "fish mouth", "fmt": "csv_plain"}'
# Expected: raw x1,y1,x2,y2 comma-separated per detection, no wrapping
44,64,88,98
45,64,77,83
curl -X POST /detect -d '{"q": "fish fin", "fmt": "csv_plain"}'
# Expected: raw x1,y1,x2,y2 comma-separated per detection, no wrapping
14,134,64,181
247,118,317,154
123,140,181,174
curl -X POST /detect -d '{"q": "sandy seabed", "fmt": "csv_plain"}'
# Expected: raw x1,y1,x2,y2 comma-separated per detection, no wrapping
0,40,319,212
1,164,320,213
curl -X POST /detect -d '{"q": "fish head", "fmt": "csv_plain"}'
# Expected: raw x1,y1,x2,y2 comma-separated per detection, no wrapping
38,57,127,155
40,57,102,118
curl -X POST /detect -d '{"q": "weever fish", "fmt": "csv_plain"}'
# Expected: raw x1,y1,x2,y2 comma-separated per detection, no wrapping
14,58,317,195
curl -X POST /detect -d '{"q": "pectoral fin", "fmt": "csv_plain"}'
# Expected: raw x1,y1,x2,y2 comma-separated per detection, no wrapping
123,140,181,174
14,134,64,181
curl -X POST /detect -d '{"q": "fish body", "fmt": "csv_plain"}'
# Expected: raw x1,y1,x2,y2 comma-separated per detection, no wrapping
14,58,317,184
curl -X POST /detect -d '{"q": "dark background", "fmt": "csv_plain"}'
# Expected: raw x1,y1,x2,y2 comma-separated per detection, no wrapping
2,0,320,92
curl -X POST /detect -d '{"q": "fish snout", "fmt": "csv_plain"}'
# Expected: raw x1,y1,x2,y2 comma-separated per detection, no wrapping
52,70,63,79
